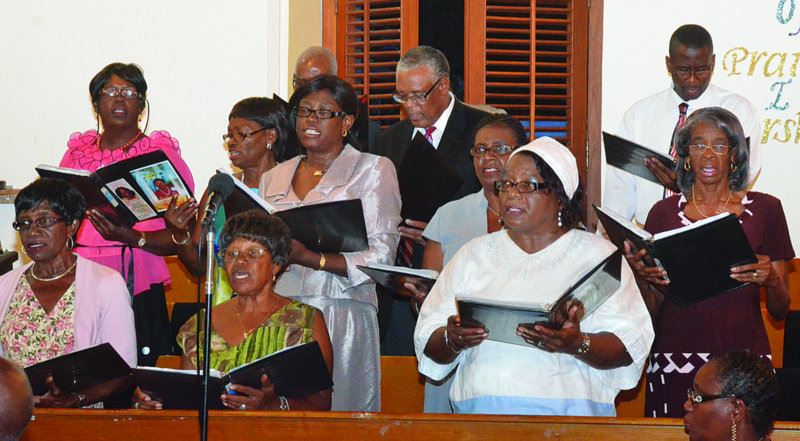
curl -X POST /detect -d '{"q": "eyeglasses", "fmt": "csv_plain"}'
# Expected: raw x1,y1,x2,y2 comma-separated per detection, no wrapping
673,65,713,80
686,388,736,405
12,216,65,231
689,144,731,155
219,246,268,264
223,127,268,144
495,180,550,193
100,87,140,99
470,144,515,157
392,76,445,105
294,106,348,120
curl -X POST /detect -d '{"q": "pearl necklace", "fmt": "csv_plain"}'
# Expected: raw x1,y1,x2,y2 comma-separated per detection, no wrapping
29,260,77,282
96,130,142,151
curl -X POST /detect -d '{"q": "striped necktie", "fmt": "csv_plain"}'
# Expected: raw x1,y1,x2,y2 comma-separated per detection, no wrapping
665,102,688,198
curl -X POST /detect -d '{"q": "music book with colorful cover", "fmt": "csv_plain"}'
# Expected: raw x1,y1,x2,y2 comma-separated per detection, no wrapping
133,341,332,409
357,263,438,298
396,132,463,223
603,131,677,186
219,171,368,253
594,205,757,305
456,249,622,347
24,343,132,396
36,150,193,227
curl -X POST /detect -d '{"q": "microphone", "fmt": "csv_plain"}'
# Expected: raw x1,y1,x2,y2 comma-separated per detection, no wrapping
200,173,235,229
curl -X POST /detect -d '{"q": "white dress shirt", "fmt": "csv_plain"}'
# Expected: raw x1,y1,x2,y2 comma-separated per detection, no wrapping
411,92,456,148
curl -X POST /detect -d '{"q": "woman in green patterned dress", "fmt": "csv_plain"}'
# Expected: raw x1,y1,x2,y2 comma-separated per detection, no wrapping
134,210,333,410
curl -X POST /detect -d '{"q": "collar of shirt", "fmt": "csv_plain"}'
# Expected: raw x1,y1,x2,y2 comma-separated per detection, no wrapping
411,92,456,149
668,82,717,116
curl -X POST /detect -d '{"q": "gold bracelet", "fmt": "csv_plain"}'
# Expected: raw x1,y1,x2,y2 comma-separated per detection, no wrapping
171,231,191,245
318,253,326,270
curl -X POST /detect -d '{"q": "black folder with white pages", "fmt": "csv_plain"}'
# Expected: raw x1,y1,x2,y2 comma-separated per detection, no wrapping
603,131,677,186
133,341,332,410
594,205,757,306
456,249,622,347
357,263,439,297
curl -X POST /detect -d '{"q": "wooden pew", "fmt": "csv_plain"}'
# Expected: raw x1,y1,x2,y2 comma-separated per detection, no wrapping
20,410,800,441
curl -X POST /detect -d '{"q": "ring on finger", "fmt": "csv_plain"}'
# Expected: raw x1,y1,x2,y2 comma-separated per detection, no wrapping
134,402,140,409
239,404,246,410
537,340,545,348
177,217,184,223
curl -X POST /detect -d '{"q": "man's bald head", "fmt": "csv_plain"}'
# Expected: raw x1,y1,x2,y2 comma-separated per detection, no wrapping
294,46,338,89
0,357,33,441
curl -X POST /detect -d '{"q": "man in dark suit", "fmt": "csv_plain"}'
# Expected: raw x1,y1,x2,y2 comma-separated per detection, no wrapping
372,46,488,355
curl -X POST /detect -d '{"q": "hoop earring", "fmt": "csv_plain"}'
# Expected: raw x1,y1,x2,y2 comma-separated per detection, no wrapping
342,129,348,138
684,160,691,171
557,211,563,228
20,246,27,256
266,143,272,150
730,162,737,172
66,236,74,250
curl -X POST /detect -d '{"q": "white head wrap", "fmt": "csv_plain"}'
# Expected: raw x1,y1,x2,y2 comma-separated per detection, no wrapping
508,136,579,199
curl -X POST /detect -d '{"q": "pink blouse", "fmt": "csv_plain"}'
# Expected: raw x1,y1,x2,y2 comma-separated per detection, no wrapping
60,130,195,295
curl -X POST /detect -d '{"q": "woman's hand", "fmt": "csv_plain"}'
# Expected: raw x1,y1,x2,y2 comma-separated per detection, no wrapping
399,219,428,246
730,254,780,287
623,240,669,286
445,315,487,352
87,209,141,245
288,239,316,267
221,374,279,410
132,387,163,410
517,302,584,354
643,157,680,193
34,376,81,408
163,196,197,235
404,281,430,308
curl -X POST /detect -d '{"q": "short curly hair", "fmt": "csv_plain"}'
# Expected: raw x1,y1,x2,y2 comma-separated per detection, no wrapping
15,178,86,231
218,210,292,267
711,350,779,439
674,107,749,194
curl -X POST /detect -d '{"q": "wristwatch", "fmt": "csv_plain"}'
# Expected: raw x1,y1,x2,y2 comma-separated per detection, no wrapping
576,333,591,355
278,395,290,411
136,232,146,248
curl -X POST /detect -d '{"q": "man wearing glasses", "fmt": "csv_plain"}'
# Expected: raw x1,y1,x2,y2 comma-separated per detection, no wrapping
372,45,489,356
603,24,761,226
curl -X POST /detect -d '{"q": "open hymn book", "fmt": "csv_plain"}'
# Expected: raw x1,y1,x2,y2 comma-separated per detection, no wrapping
594,205,757,305
357,263,438,298
455,249,622,347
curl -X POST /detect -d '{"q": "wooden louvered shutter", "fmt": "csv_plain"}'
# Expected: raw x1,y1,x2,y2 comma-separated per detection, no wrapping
465,0,589,188
329,0,419,129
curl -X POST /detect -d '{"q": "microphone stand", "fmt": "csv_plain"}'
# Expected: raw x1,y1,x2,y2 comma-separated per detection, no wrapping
200,217,216,441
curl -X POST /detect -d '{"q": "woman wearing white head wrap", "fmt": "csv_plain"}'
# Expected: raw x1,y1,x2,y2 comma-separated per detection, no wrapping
413,137,654,416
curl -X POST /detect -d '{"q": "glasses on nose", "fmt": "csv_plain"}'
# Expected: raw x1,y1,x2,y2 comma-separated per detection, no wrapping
12,216,65,231
686,388,735,405
294,106,347,120
101,87,140,99
688,144,730,155
495,180,550,193
292,75,309,90
470,144,515,157
223,127,268,144
392,76,445,105
673,65,713,80
219,246,267,264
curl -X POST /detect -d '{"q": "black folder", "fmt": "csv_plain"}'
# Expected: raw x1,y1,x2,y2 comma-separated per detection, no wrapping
221,174,369,254
357,263,438,297
456,250,622,346
603,131,677,186
133,341,332,409
396,132,462,222
36,150,193,227
594,205,757,305
24,343,131,396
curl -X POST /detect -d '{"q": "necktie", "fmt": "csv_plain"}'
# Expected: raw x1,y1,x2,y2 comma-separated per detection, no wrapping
665,103,688,198
424,126,436,144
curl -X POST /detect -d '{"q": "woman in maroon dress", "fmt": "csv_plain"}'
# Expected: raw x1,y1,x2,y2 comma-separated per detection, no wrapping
625,107,793,418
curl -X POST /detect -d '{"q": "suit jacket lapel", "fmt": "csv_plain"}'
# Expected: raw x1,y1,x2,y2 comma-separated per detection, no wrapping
436,100,468,164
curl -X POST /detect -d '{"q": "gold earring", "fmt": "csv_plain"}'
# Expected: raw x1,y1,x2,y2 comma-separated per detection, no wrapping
731,421,737,441
272,273,277,283
342,129,348,137
684,160,691,171
730,162,737,172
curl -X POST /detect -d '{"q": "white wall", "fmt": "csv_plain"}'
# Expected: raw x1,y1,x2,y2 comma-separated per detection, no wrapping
0,0,292,261
603,1,800,250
